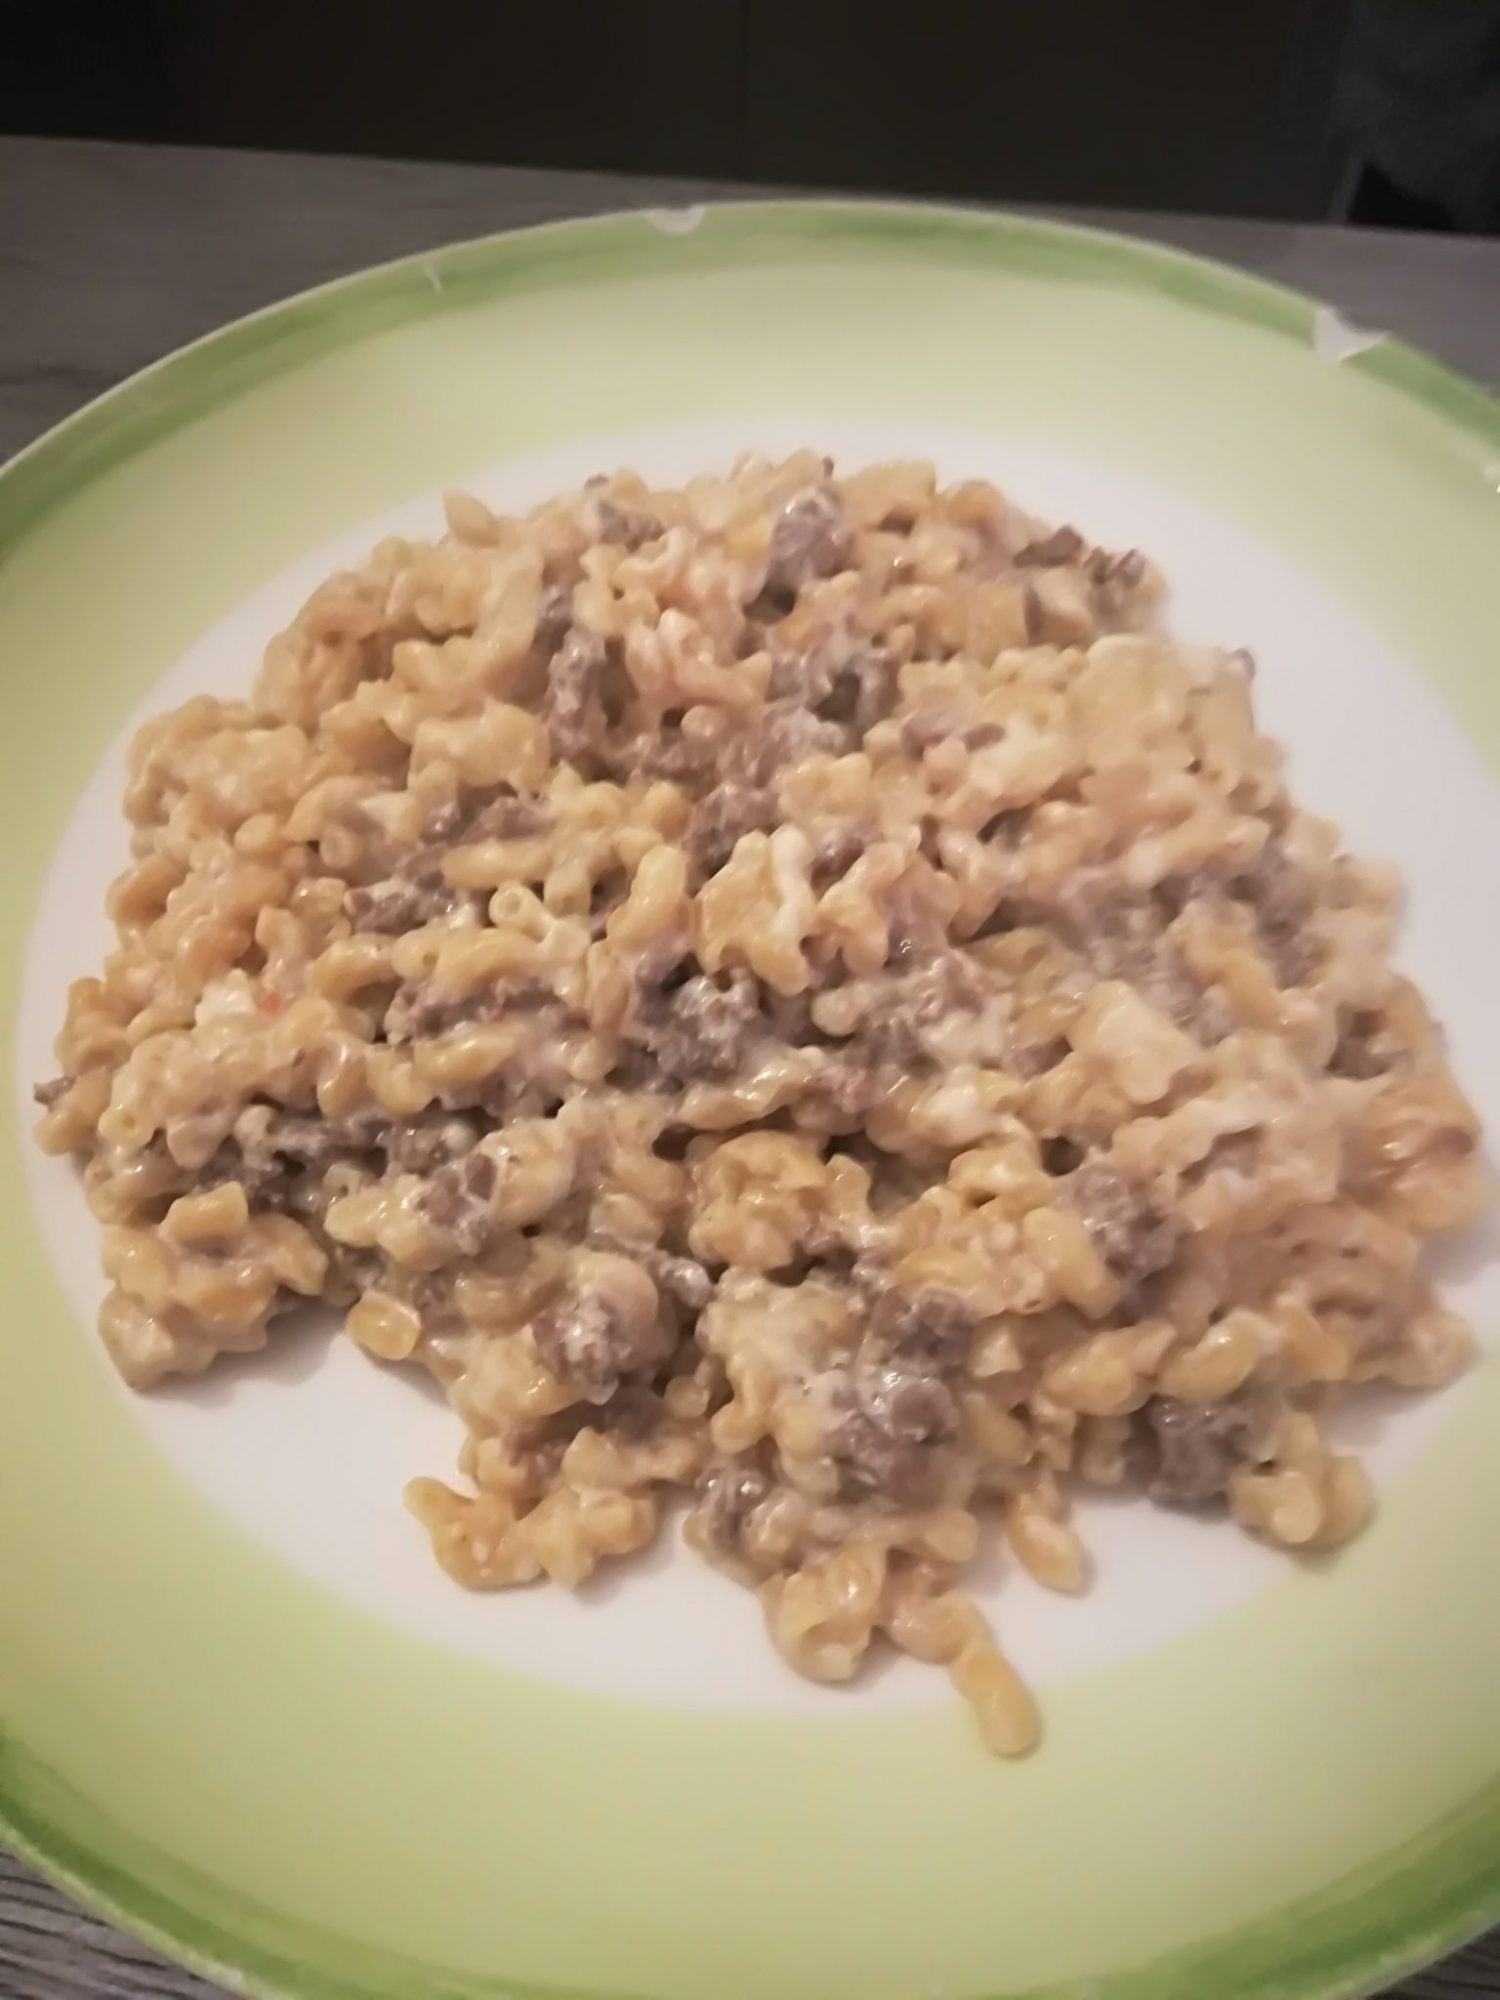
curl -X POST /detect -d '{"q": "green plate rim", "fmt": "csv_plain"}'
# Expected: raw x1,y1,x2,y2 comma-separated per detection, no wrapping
3,196,1498,2000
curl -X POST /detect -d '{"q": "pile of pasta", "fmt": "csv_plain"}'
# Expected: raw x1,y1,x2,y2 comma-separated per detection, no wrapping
36,454,1485,1753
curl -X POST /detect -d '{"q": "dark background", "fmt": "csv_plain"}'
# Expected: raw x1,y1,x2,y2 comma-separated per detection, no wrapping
7,1,1355,219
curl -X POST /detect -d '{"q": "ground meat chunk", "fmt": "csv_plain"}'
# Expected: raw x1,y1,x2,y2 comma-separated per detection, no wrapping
239,1106,386,1171
1015,525,1086,567
1153,867,1228,919
825,1362,958,1505
420,799,465,842
345,870,464,935
764,486,850,598
769,631,896,735
534,579,574,657
545,627,612,762
805,1054,890,1119
860,1363,959,1443
866,1282,978,1365
825,1409,931,1504
201,1144,293,1212
598,1235,716,1314
637,969,762,1082
810,823,866,889
855,953,989,1068
385,979,502,1045
725,699,848,789
1330,1010,1395,1079
627,727,718,785
1145,1391,1278,1506
203,1105,388,1212
694,1457,772,1555
531,1289,662,1405
1087,546,1150,616
1050,880,1230,1042
460,792,549,842
1237,844,1319,988
415,1149,500,1257
687,782,777,875
821,643,896,734
1062,1161,1183,1287
384,1116,481,1175
594,498,663,549
33,1075,71,1108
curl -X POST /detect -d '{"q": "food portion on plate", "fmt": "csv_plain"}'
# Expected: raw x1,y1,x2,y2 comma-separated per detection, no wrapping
34,453,1486,1754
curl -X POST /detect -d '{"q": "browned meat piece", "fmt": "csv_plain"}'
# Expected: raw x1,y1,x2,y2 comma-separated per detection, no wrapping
687,783,777,875
423,784,545,844
866,1282,978,1365
1050,880,1230,1043
545,628,612,763
1330,1009,1394,1080
534,579,574,657
628,727,718,785
387,972,556,1048
202,1145,292,1211
810,823,865,888
1238,844,1319,988
386,982,497,1045
805,1055,888,1119
1144,1391,1278,1506
531,1288,663,1405
767,640,838,709
403,1269,461,1325
201,1108,385,1215
461,792,550,842
877,955,986,1063
33,1075,71,1108
345,869,468,935
694,1457,772,1555
236,1108,386,1172
415,1150,500,1257
769,631,896,736
593,498,663,550
822,642,896,734
860,1363,959,1443
384,1117,481,1175
1087,546,1149,616
764,487,849,597
599,1234,717,1314
825,1361,958,1505
1062,1161,1183,1287
723,699,848,790
1153,867,1227,919
636,969,763,1082
1015,525,1086,567
419,800,465,842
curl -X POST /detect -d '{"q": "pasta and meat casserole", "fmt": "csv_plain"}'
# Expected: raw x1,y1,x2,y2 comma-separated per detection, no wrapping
35,453,1486,1753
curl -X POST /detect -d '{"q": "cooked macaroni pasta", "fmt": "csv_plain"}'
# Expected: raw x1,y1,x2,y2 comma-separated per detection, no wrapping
36,454,1486,1754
